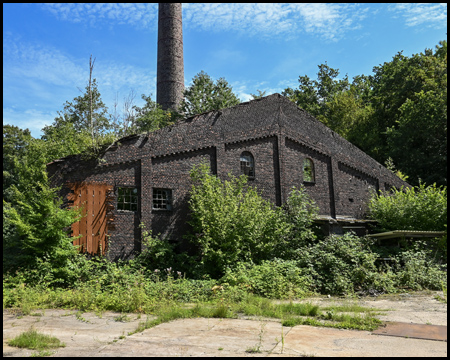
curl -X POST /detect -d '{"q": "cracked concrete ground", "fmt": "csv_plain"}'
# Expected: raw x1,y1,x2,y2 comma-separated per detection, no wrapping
3,291,447,357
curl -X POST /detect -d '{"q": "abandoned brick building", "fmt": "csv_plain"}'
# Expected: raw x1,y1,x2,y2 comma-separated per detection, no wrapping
46,4,408,260
47,93,409,260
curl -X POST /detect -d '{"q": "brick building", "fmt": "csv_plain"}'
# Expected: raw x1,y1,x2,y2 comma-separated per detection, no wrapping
47,93,409,260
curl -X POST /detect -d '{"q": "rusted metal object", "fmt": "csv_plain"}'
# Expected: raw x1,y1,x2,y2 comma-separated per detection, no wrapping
372,322,447,342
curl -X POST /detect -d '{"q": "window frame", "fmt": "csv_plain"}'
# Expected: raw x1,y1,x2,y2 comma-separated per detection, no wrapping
152,188,173,211
303,158,315,183
117,187,138,212
240,151,255,179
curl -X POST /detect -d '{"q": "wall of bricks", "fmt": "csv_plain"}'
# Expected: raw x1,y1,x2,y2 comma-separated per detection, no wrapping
47,94,410,260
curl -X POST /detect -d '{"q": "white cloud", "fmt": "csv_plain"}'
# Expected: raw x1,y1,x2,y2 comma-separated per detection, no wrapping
3,34,86,87
3,33,155,95
183,3,369,41
3,34,156,137
40,3,158,29
40,3,369,41
390,3,447,28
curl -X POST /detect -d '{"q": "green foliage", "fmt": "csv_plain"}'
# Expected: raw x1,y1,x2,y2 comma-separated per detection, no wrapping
132,94,177,133
181,71,241,117
393,244,447,291
221,259,312,299
3,125,33,202
132,224,178,272
187,163,300,277
282,62,351,121
41,121,92,161
368,183,447,232
8,329,65,350
250,89,267,99
283,40,447,186
368,41,447,185
296,233,380,295
3,126,83,277
386,89,447,186
48,78,111,153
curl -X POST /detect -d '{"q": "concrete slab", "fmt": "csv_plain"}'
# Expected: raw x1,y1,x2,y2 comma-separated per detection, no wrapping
3,310,448,357
269,325,447,357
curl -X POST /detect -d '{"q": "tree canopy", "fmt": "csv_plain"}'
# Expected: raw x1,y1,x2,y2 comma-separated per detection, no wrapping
283,40,447,186
180,70,241,117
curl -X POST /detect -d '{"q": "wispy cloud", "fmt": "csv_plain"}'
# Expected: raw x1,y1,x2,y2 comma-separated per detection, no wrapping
3,33,85,87
390,3,447,28
3,34,156,136
184,3,368,41
40,3,369,42
41,3,158,29
4,33,155,96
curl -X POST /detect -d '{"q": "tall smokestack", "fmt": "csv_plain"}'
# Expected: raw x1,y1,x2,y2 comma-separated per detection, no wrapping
157,3,184,111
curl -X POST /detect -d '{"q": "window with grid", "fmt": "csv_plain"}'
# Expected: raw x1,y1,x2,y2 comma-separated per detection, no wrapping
117,187,138,211
153,188,172,210
240,151,255,179
303,158,315,183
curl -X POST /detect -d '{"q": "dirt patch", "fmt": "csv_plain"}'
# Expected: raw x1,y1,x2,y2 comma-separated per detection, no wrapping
3,291,447,357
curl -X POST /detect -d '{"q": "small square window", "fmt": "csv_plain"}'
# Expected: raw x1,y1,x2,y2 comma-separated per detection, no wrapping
153,188,172,210
117,187,138,211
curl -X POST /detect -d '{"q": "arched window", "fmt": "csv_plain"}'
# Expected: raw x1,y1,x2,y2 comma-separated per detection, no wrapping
303,158,315,183
240,151,255,179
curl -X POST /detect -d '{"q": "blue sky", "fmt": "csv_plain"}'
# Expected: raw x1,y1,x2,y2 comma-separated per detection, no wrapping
3,3,447,138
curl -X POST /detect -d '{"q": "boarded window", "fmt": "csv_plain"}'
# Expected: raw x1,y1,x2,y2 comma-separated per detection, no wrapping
240,151,255,179
303,158,315,183
67,183,114,256
117,187,138,211
153,188,172,210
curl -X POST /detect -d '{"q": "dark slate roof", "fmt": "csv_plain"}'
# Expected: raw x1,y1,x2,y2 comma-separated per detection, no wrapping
52,93,407,187
143,93,407,186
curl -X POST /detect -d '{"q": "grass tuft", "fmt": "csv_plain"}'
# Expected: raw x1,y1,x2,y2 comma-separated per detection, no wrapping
8,329,65,350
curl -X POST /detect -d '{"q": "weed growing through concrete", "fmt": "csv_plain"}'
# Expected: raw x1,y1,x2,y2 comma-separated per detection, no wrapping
8,329,65,351
114,313,131,322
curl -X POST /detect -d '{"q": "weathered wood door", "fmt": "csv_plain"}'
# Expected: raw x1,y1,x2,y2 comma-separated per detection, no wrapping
68,183,113,255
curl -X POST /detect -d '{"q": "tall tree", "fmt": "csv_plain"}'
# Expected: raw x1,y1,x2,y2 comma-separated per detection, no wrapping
283,40,447,185
371,40,447,185
44,56,112,155
3,126,81,273
132,94,175,133
180,71,241,117
282,62,351,123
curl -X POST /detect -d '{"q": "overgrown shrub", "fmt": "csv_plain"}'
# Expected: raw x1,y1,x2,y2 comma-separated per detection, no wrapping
187,164,293,277
221,259,312,299
296,232,380,295
392,243,447,290
368,182,447,232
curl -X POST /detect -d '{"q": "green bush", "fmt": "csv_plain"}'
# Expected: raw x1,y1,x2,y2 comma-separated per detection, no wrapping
187,164,294,277
368,183,447,232
393,244,447,290
221,259,313,299
296,233,380,295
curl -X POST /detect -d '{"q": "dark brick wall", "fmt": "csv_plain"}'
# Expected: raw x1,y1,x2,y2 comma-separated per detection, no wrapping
224,136,280,205
150,147,216,241
284,137,334,216
335,162,379,219
47,93,410,260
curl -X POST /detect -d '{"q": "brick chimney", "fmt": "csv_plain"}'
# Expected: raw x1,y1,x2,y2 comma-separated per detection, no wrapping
157,3,184,111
